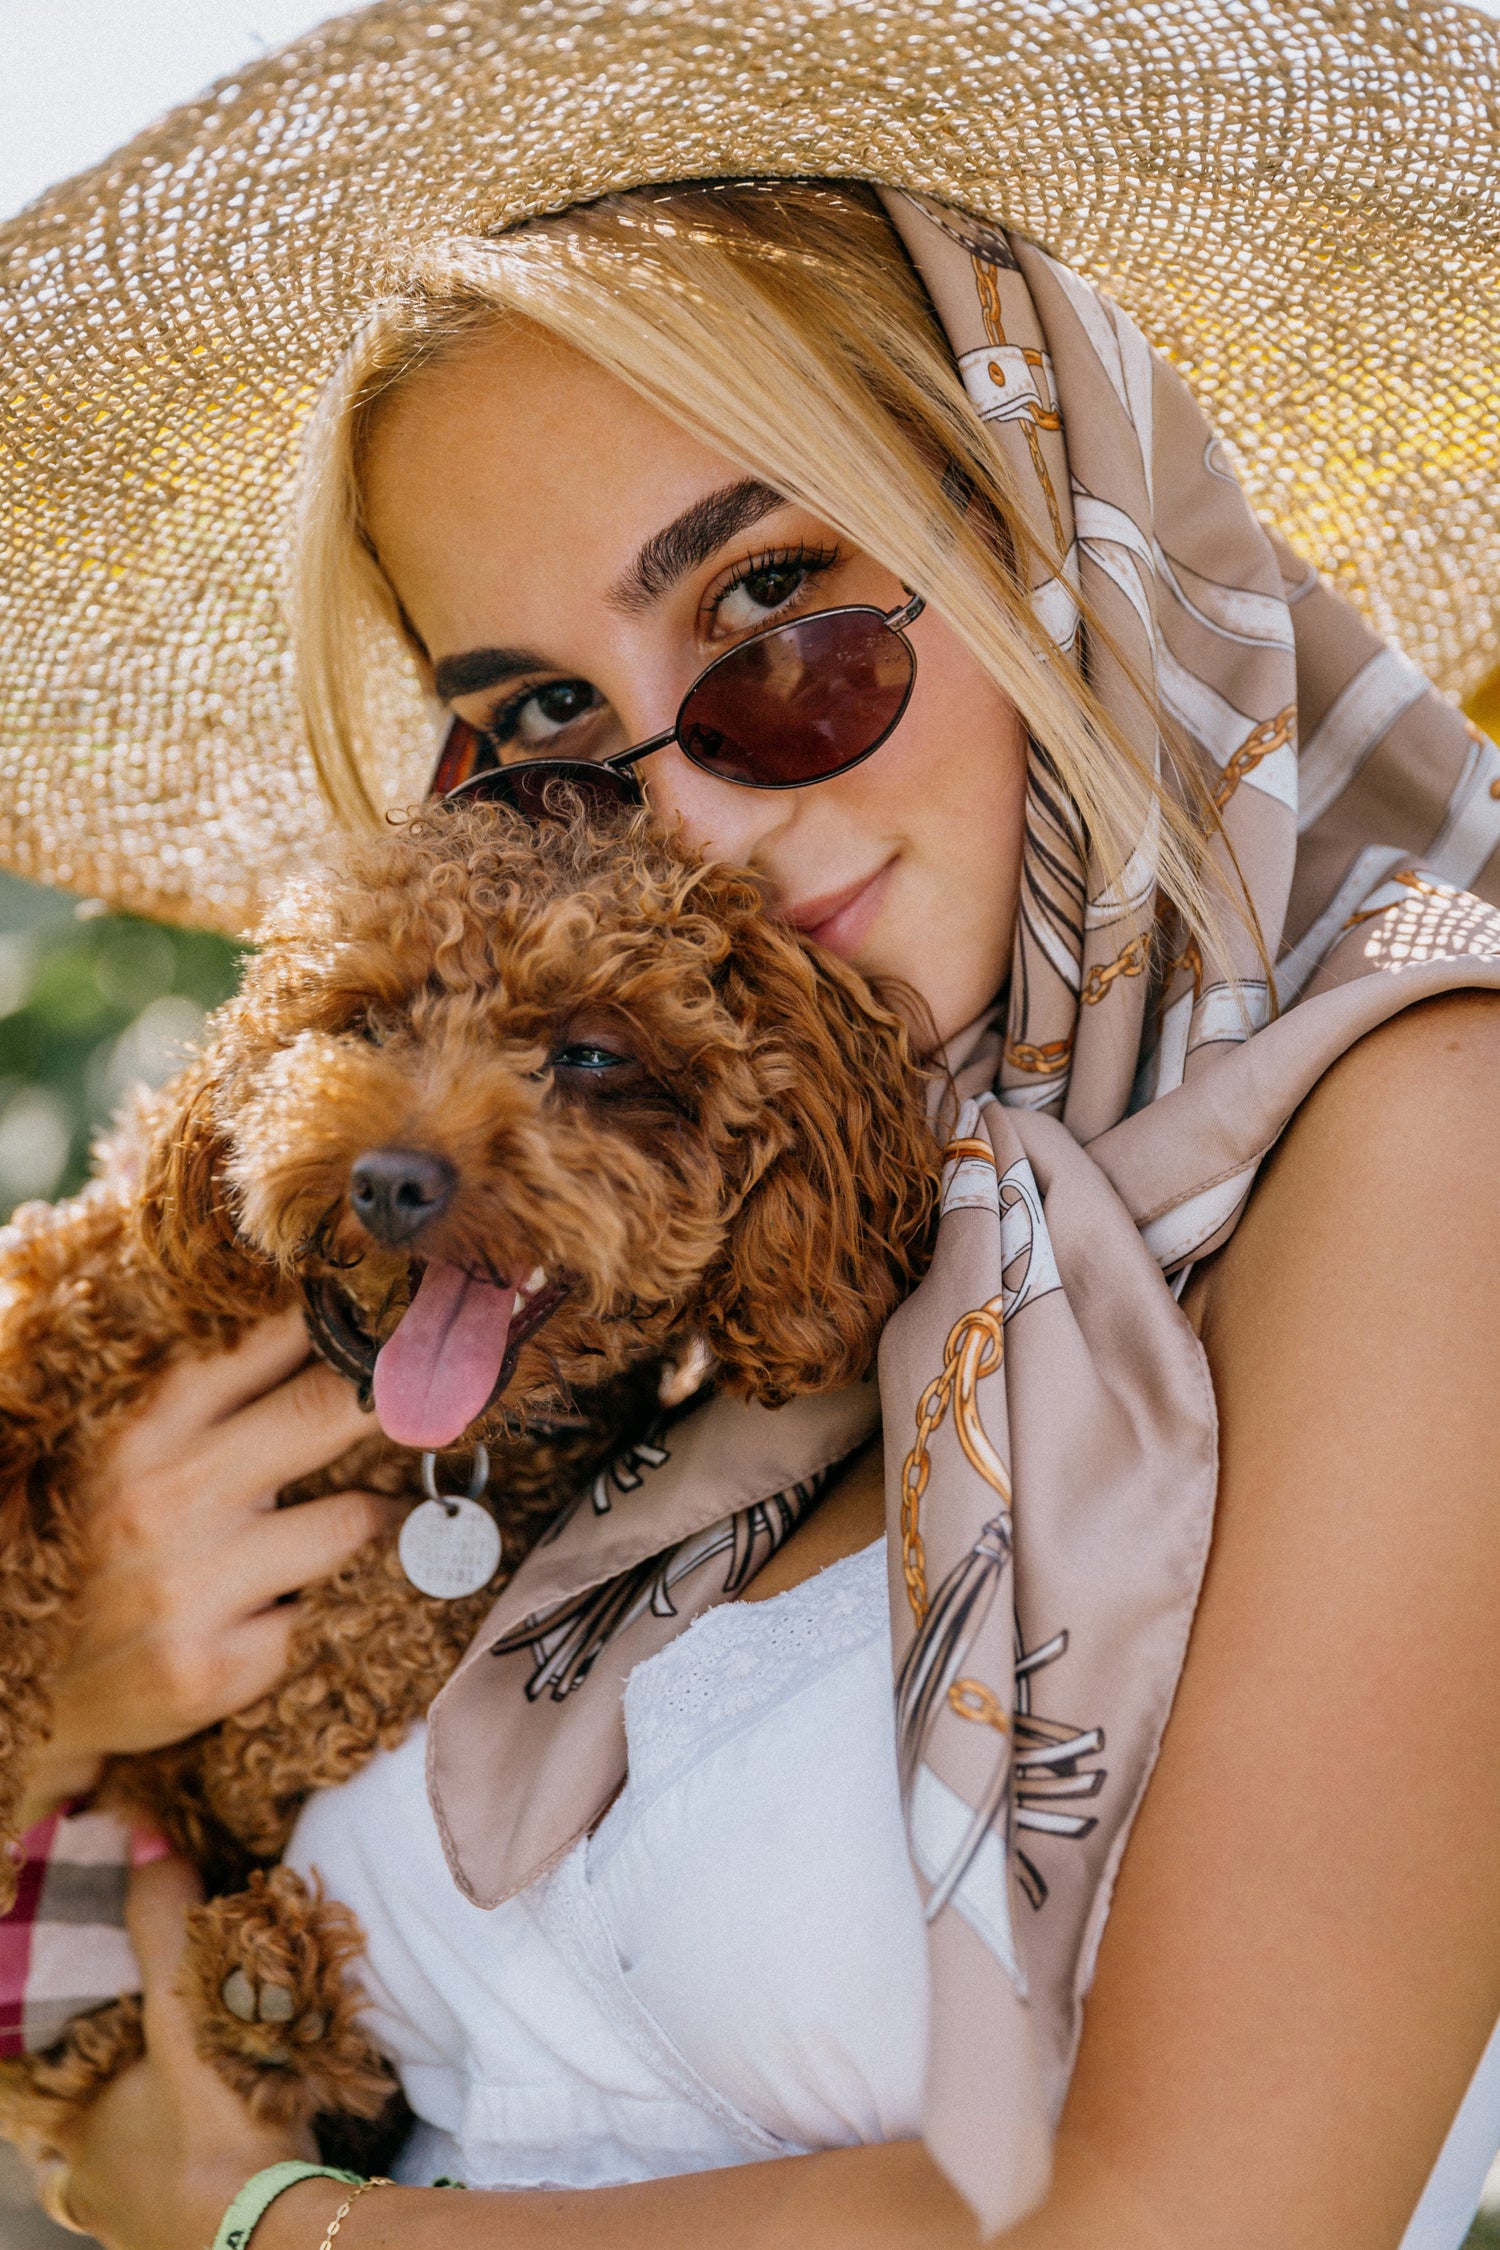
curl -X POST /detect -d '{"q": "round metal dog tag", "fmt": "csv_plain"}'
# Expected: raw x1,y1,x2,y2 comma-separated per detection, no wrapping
400,1447,499,1599
398,1499,501,1599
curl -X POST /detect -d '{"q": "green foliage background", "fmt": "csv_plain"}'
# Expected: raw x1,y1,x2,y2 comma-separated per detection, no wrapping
0,870,243,1221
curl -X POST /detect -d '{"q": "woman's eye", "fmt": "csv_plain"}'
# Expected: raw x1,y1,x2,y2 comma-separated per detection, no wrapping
715,560,814,634
488,678,603,751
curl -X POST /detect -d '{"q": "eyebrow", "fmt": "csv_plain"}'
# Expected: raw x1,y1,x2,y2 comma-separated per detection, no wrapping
431,644,551,705
606,477,787,614
430,477,789,706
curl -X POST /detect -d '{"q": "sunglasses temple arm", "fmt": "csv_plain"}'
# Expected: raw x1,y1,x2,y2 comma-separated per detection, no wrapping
607,729,676,775
888,590,925,632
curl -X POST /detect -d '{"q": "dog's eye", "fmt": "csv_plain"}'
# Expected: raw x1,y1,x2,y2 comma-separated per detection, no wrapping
552,1042,634,1075
549,1038,647,1098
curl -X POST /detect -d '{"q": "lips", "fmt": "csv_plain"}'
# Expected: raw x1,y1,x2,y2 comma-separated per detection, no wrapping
781,859,895,958
303,1263,566,1448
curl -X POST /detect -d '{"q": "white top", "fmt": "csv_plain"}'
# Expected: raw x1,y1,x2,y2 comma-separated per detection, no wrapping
288,1536,1499,2241
288,1540,930,2191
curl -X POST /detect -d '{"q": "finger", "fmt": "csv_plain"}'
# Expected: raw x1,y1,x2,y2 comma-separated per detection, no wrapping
127,1307,316,1446
209,1604,299,1713
120,1495,403,1734
125,1853,206,2057
205,1358,376,1509
199,1305,325,1424
35,2159,88,2234
226,1489,405,1614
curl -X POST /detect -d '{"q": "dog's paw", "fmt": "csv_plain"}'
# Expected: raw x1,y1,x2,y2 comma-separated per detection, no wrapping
218,1967,328,2057
181,1866,396,2127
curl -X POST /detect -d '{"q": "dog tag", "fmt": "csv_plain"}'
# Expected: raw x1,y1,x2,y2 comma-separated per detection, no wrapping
400,1446,500,1600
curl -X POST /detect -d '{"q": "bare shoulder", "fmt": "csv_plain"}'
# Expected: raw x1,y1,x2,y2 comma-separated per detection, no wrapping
1185,987,1500,1358
1060,987,1500,2247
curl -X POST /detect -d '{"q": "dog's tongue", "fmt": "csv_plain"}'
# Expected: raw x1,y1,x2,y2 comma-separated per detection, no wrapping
372,1261,516,1449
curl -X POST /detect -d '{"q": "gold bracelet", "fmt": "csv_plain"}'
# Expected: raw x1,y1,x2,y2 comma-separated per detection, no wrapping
317,2176,393,2250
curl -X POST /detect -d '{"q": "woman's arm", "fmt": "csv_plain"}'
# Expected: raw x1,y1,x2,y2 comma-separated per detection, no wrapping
1015,989,1500,2250
60,993,1500,2250
61,1858,974,2250
21,1308,400,1826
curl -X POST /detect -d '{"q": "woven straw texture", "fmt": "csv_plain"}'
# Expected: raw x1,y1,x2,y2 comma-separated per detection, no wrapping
1,0,1497,933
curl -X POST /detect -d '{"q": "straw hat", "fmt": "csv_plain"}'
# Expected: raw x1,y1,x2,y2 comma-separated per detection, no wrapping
1,0,1497,934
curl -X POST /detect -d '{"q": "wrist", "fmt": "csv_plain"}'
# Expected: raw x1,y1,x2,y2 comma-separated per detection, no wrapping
203,2163,371,2250
250,2177,368,2250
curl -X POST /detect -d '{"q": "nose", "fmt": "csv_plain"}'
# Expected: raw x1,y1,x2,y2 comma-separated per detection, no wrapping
348,1148,455,1245
637,739,805,866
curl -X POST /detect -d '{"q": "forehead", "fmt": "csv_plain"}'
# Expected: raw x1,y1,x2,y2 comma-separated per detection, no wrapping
360,325,745,663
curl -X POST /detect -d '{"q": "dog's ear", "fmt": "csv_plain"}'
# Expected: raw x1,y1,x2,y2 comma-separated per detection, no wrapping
698,918,940,1404
131,1062,283,1320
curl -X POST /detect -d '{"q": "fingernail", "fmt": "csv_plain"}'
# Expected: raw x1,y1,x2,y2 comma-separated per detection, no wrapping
128,1828,173,1869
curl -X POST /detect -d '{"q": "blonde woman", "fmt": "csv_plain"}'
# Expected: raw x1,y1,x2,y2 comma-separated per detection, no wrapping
5,14,1500,2250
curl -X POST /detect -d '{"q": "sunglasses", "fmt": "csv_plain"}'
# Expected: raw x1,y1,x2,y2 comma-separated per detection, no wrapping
429,589,925,820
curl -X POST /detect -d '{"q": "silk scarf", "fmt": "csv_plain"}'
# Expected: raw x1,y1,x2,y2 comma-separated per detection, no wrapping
426,192,1500,2232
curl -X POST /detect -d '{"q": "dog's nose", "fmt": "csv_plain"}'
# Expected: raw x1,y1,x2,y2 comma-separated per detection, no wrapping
348,1148,455,1245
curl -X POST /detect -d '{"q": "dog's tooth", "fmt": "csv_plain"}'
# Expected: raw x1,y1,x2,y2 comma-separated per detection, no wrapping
520,1265,546,1302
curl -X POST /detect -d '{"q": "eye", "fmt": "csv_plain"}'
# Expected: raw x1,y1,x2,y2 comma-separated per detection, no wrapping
485,677,605,754
548,1033,646,1098
552,1042,633,1074
712,544,840,635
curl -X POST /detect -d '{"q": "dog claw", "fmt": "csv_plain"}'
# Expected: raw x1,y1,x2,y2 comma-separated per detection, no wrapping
219,1969,306,2033
221,1970,258,2023
257,1982,297,2024
299,2009,328,2043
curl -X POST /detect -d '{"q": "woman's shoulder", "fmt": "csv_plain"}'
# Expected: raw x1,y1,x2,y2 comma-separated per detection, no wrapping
1074,986,1500,2250
1185,986,1500,1357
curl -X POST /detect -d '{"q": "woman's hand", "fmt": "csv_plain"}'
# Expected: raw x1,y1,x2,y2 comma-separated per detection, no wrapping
48,1852,309,2250
21,1310,402,1827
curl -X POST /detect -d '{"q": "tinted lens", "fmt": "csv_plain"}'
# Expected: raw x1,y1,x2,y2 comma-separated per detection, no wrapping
442,761,643,824
431,716,487,797
678,608,914,787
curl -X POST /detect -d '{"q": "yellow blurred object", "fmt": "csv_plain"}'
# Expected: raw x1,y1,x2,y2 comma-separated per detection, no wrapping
1464,668,1500,747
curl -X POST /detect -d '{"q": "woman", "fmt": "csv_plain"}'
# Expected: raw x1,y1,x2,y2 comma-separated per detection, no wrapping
4,9,1500,2250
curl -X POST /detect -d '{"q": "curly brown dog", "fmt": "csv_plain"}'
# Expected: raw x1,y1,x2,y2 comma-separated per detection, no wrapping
0,795,938,2161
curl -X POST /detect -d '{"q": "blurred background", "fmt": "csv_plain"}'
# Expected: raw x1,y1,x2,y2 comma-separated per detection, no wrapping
0,873,241,1219
0,0,337,1231
4,0,1500,2243
1,9,330,2238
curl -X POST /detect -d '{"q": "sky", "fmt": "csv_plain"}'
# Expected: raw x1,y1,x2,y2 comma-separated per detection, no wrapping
0,0,338,222
4,0,1499,224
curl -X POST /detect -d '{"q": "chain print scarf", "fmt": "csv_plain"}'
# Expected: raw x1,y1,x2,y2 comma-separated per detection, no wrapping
426,192,1500,2232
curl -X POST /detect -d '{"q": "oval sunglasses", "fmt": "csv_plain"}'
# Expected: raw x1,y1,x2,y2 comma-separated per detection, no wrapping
429,589,925,818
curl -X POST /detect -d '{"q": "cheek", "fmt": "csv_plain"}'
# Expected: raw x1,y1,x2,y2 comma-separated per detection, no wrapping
851,627,1030,1035
887,629,1016,777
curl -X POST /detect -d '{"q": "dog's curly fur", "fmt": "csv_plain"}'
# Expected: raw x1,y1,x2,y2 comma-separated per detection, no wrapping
0,798,939,2156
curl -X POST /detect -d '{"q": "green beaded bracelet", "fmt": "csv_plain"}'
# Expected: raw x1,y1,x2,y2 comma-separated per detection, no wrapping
212,2161,366,2250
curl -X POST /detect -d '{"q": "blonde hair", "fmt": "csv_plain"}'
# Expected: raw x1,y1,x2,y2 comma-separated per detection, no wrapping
293,178,1233,962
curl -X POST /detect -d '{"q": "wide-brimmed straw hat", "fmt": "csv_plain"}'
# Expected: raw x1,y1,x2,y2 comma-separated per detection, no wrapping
1,0,1497,933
